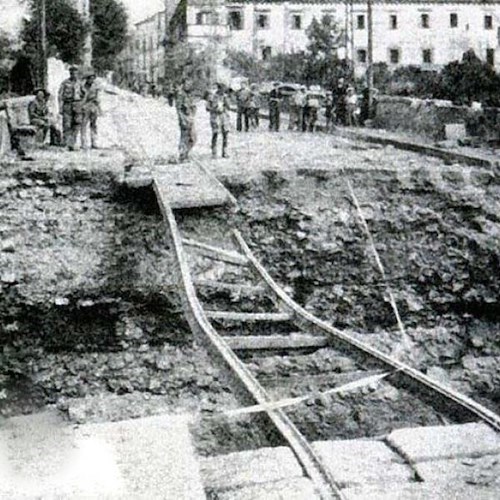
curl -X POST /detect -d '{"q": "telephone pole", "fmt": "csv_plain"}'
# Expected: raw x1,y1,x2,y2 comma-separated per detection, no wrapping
39,0,47,87
81,0,92,66
367,0,374,115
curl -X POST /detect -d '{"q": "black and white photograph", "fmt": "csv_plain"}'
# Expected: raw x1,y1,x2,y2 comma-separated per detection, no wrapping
0,0,499,498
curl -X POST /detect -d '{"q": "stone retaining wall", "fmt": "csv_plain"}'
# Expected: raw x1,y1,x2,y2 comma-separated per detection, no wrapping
374,95,500,141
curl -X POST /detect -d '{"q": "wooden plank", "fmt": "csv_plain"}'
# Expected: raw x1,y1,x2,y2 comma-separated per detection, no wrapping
206,311,293,322
154,163,233,209
195,280,267,296
223,334,329,351
183,238,248,266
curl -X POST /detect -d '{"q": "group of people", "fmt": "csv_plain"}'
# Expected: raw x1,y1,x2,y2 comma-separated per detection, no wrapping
174,77,374,163
27,65,101,151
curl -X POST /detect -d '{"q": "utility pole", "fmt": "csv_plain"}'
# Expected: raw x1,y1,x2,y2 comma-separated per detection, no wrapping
81,0,92,67
39,0,47,87
367,0,374,116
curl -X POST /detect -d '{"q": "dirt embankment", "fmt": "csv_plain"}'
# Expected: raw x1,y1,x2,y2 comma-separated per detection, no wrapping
217,166,500,408
1,157,499,450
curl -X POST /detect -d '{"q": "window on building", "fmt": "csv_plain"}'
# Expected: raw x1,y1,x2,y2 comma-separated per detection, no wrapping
291,14,302,30
257,13,270,29
422,49,433,64
262,46,272,61
389,48,400,64
486,48,495,66
450,13,458,28
421,13,430,28
357,49,367,63
484,15,493,30
196,11,208,25
390,15,398,29
357,15,365,30
228,10,244,30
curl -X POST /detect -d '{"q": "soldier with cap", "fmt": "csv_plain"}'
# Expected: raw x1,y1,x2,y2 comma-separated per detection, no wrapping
268,82,282,132
175,79,197,162
58,65,84,150
248,83,261,129
28,88,51,143
81,68,101,149
206,82,231,159
236,81,251,132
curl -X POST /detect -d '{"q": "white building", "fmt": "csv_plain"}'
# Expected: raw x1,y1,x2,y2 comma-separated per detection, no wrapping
186,0,500,72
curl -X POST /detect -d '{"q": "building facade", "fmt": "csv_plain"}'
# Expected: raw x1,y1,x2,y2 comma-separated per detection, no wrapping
186,1,500,72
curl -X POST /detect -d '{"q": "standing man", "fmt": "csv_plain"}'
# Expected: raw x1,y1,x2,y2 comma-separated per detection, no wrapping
324,91,335,132
58,66,83,150
175,79,197,163
332,77,347,126
268,82,281,132
81,69,101,149
305,91,320,132
206,82,231,159
248,84,261,129
236,81,251,132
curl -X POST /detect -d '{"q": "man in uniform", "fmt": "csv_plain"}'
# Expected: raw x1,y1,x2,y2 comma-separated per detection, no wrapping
28,88,50,143
175,79,197,162
81,69,101,149
268,82,281,132
324,91,335,132
248,84,261,129
236,81,251,132
58,66,83,150
332,77,347,126
305,90,320,132
206,82,231,159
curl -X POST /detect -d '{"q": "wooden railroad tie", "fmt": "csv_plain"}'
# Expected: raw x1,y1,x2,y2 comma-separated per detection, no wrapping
182,238,248,266
205,311,293,322
222,334,329,351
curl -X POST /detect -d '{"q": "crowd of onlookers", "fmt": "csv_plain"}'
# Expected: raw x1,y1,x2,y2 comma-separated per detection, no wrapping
229,78,377,133
174,76,378,163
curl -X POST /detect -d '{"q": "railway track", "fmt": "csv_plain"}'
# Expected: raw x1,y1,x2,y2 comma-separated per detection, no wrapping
152,174,500,500
110,104,499,498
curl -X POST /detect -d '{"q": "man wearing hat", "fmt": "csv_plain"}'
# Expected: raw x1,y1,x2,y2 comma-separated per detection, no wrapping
28,88,51,143
81,68,101,149
268,82,282,132
58,65,84,150
175,78,197,163
206,82,231,159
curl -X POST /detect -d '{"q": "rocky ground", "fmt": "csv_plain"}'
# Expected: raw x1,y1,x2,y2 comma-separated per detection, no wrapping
1,91,499,455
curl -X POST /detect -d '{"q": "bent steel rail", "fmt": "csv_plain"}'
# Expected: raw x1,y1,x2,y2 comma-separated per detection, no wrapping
154,179,345,500
233,229,500,432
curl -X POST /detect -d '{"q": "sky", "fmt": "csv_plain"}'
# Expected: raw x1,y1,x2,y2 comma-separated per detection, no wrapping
0,0,166,34
121,0,165,23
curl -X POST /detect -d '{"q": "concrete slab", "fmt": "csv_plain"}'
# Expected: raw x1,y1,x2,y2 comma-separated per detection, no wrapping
0,411,206,499
386,423,500,463
343,482,499,500
154,162,234,209
200,446,303,491
215,477,320,500
312,439,414,487
415,455,500,486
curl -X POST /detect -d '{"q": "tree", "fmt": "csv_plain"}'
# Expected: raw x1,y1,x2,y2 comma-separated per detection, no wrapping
304,15,347,87
90,0,128,73
438,50,500,106
165,42,211,95
0,31,16,93
21,0,88,68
